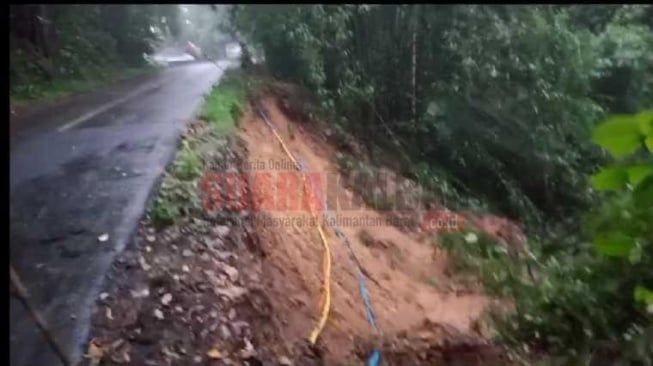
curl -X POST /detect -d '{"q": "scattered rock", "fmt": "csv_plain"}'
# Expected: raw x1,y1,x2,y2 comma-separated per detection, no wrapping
99,292,109,301
214,250,236,261
221,264,239,282
213,225,230,238
232,321,249,337
146,235,156,243
220,324,232,339
228,308,236,320
153,309,164,320
278,356,293,366
98,233,109,243
182,249,193,257
182,264,190,272
161,293,173,306
240,338,256,358
131,287,150,299
138,255,151,271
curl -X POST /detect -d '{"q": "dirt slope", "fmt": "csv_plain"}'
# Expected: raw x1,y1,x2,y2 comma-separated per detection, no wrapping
237,97,491,364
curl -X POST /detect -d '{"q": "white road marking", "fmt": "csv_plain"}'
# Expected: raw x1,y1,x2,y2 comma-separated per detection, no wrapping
57,81,164,132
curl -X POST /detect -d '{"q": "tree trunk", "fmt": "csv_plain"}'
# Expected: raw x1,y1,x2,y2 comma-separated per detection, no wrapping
411,29,417,126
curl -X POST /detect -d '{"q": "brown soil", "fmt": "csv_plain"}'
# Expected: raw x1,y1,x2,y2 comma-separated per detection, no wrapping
87,94,517,366
236,97,499,364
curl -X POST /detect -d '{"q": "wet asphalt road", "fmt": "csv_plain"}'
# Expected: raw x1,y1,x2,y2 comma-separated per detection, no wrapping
10,61,225,366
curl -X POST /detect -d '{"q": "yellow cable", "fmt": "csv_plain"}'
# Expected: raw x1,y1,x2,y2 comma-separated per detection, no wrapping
263,117,332,345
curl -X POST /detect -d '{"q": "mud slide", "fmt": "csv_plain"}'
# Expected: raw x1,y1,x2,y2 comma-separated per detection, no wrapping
236,97,497,365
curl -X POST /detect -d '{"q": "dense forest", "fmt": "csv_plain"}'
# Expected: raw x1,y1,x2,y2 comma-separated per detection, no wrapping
230,4,653,364
9,5,231,101
9,4,652,365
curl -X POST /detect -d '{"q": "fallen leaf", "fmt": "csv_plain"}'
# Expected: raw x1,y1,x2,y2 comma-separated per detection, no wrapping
98,233,109,242
207,348,222,359
86,339,103,366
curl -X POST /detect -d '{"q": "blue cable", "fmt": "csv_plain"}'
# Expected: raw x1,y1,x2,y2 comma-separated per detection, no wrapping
257,106,381,366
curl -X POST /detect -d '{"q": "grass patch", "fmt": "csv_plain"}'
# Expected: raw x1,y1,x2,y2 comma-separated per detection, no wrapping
200,71,246,135
149,69,249,227
10,66,155,107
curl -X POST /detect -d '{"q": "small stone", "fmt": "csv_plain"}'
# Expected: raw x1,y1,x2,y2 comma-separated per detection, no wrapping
99,292,109,301
193,355,202,363
221,264,239,282
138,256,151,271
153,309,164,320
182,249,193,257
220,324,231,339
232,321,249,337
213,225,230,238
97,233,109,242
175,306,183,313
210,310,218,318
145,246,152,253
161,293,173,306
146,235,156,242
240,338,255,358
215,285,247,300
182,265,190,273
214,250,235,261
278,356,293,366
131,287,150,299
228,308,236,320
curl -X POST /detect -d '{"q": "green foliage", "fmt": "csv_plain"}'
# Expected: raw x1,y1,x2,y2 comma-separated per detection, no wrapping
150,70,247,227
10,5,177,100
172,139,203,180
201,72,246,134
438,111,653,364
233,5,653,234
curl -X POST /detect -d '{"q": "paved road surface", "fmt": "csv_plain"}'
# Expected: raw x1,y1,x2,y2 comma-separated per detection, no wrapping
10,61,225,366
